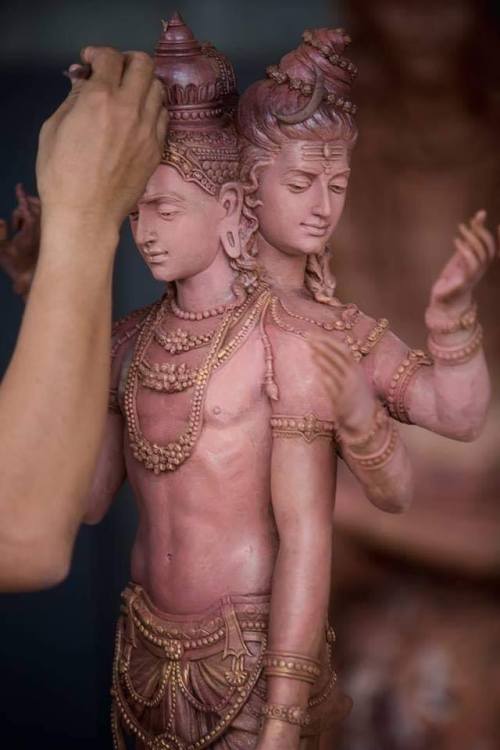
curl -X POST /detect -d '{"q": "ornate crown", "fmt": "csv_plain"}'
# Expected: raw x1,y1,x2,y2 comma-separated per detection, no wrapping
154,12,239,195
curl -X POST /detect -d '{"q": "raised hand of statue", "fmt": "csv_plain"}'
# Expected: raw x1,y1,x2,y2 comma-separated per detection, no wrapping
309,334,377,438
0,184,41,298
426,210,499,324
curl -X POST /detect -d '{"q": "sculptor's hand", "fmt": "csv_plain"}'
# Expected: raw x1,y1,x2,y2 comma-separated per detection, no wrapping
0,184,41,297
36,46,168,228
427,210,499,320
310,334,376,436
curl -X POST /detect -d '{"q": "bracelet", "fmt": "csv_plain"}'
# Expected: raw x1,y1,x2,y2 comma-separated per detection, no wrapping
425,301,477,335
261,703,311,727
264,651,321,685
341,402,388,451
427,323,483,366
345,418,398,469
386,349,432,423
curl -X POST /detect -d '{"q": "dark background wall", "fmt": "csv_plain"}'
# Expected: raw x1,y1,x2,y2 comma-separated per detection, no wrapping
0,1,342,747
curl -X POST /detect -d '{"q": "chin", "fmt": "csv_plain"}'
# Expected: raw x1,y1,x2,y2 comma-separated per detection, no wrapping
148,264,174,282
294,239,328,256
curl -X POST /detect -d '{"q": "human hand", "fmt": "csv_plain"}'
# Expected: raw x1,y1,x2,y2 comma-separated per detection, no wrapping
428,210,498,318
0,184,41,297
309,333,376,435
36,46,168,230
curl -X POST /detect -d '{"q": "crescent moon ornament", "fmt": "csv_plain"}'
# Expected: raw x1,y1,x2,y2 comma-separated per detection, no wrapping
273,72,325,125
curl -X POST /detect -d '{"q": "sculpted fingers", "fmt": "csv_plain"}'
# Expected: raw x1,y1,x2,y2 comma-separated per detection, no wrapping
453,236,478,279
470,210,497,262
458,221,489,266
313,352,343,399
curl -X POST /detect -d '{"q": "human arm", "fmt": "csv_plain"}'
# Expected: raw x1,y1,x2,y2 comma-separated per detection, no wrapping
365,212,497,440
310,336,413,513
0,46,167,591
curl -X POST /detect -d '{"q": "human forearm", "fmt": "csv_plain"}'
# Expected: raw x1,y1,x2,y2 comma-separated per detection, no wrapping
0,212,118,584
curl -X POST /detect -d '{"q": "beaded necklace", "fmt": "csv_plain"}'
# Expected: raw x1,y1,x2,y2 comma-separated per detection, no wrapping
125,286,269,474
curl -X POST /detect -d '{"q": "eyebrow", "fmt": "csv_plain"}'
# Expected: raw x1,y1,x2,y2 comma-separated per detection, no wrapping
281,169,317,180
139,192,186,205
328,169,351,179
282,168,351,179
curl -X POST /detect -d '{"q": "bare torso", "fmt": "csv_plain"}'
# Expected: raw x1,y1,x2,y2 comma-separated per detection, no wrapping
122,319,277,613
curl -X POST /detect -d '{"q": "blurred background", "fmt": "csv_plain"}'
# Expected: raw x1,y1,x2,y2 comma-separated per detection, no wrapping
1,1,499,748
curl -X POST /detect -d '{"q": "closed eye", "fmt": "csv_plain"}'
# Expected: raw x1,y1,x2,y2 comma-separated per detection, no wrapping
158,204,181,220
329,184,346,194
287,183,311,193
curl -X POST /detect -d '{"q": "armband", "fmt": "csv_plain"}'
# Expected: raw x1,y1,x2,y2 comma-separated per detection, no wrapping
386,349,432,423
270,413,336,443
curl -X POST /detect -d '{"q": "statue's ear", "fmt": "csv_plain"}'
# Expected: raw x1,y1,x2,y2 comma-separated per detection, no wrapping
219,182,244,259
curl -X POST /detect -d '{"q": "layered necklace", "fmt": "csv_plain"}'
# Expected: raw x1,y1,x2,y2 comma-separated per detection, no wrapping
124,285,269,475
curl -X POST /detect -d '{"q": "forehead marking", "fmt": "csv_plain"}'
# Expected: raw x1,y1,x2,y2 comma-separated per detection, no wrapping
300,143,345,174
301,143,345,161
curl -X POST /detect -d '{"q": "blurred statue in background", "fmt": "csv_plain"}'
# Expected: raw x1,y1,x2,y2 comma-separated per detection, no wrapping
0,183,40,299
326,1,500,748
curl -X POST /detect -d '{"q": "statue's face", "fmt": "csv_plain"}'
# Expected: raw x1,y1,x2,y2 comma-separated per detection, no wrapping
254,140,350,257
130,165,224,282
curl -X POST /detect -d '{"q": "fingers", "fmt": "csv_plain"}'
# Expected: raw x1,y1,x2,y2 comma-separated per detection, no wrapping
120,51,155,105
143,78,165,119
309,335,352,367
457,222,488,265
156,107,168,148
453,236,477,277
143,78,167,146
15,183,28,209
469,210,497,262
313,353,343,400
82,46,126,88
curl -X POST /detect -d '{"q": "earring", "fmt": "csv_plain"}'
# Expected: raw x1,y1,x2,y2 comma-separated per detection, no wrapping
226,231,235,248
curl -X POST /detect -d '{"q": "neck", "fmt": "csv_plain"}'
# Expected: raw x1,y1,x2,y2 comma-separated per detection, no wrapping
256,233,307,292
174,250,237,312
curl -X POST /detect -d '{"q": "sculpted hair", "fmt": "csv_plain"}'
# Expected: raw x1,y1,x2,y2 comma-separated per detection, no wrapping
237,27,358,303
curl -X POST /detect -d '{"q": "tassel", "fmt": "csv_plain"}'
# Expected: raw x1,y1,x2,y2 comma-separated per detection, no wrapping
259,296,279,401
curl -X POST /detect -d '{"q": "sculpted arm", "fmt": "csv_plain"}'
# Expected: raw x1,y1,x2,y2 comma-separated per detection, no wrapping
258,336,336,750
310,336,413,513
369,212,497,440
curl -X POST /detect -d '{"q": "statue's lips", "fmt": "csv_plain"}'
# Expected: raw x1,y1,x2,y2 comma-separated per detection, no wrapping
301,223,329,237
144,250,169,263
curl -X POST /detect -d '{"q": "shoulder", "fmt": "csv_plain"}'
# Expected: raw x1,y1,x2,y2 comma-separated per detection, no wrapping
110,301,158,389
263,293,334,417
111,302,156,359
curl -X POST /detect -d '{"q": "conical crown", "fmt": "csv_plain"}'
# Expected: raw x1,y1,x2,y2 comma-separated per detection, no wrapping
154,12,237,127
154,13,239,195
